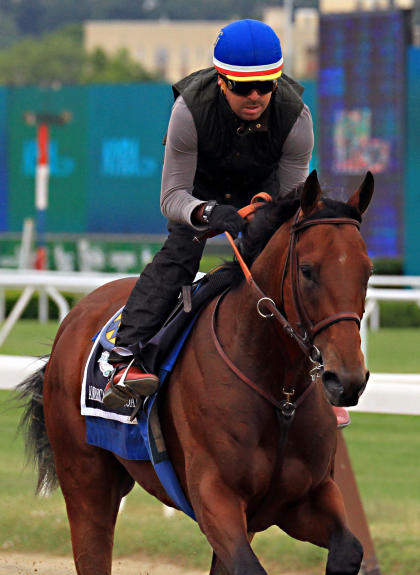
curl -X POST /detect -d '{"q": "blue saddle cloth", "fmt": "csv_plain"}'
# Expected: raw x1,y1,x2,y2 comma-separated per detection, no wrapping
81,267,233,520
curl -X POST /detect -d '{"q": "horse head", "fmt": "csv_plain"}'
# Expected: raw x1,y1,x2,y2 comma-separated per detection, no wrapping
289,170,374,406
243,170,374,408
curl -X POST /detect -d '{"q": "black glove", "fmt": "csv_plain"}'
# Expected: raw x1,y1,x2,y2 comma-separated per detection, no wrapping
207,204,245,238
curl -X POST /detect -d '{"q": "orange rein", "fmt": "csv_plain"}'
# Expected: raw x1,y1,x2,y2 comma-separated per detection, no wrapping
224,192,272,284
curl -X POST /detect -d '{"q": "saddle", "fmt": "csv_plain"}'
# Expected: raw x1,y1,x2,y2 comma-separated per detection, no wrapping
82,265,235,422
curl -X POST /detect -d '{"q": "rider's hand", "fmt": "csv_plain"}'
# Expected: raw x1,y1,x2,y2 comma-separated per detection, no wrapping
207,205,245,238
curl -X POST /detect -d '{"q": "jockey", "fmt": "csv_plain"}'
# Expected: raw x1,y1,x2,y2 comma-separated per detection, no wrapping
103,18,314,409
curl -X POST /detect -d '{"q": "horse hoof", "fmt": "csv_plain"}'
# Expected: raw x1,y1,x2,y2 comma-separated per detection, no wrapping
326,529,363,575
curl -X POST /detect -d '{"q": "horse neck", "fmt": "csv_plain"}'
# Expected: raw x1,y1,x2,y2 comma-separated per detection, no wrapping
248,222,292,309
226,221,309,385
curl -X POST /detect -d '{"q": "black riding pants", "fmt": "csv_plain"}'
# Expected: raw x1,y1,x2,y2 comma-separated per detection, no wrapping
116,221,206,347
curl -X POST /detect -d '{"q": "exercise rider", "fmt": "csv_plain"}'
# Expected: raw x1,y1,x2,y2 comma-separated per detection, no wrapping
103,19,314,409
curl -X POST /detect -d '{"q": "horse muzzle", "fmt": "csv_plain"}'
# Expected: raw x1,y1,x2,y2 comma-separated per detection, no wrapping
322,369,370,407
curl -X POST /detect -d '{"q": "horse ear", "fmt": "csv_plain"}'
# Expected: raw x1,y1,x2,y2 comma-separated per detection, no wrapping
300,170,322,217
347,171,374,214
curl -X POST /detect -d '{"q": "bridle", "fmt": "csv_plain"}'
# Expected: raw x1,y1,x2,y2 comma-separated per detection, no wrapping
223,209,362,362
280,210,362,352
210,208,363,419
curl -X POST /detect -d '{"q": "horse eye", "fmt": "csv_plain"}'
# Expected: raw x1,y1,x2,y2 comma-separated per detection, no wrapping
300,264,312,280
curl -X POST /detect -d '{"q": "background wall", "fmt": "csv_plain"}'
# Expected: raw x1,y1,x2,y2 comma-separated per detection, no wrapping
0,44,418,272
1,83,172,236
0,89,8,232
405,46,420,275
0,80,317,239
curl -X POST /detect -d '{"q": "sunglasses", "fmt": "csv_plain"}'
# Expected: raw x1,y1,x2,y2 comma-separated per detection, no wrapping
221,75,277,96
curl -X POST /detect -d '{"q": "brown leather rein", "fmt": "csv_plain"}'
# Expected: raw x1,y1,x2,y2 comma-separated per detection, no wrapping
210,208,362,415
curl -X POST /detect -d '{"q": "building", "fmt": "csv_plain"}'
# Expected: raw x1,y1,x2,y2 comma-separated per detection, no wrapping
84,20,228,84
83,0,418,82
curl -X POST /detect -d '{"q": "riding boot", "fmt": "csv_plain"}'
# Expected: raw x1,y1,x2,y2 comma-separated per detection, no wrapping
103,349,160,410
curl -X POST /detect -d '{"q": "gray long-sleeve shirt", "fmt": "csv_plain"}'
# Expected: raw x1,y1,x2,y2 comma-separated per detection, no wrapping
161,95,314,229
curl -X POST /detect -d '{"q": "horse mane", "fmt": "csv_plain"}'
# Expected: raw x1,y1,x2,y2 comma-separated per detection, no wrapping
225,186,363,285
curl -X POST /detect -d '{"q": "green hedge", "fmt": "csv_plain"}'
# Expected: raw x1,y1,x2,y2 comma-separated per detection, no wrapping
372,258,404,275
4,291,81,320
378,301,420,327
3,290,420,327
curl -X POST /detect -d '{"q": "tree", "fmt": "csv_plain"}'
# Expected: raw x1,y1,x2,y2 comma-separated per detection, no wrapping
0,24,160,86
9,0,46,37
0,9,20,49
0,0,277,38
0,25,84,85
81,48,161,83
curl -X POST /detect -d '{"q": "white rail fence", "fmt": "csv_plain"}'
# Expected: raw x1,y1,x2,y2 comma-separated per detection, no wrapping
1,269,419,350
0,269,137,347
0,269,419,416
1,355,419,416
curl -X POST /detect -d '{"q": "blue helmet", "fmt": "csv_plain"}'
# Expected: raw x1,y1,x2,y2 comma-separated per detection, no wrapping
213,19,283,82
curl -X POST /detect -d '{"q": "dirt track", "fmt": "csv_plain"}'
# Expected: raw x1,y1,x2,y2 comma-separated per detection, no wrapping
0,552,307,574
0,552,208,575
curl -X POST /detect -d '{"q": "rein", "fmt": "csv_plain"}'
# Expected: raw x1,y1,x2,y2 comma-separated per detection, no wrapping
211,289,315,414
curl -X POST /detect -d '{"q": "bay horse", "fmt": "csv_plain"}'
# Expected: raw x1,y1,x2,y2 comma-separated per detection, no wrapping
19,170,374,575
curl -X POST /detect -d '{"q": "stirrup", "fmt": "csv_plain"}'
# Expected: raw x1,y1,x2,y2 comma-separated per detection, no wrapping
107,377,137,400
114,358,136,388
102,362,139,409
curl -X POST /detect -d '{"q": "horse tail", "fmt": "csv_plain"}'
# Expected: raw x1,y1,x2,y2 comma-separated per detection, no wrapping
16,358,58,495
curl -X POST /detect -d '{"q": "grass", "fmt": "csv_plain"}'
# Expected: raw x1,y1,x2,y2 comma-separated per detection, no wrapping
0,390,419,574
344,413,420,575
0,287,418,570
0,319,59,357
1,320,419,374
365,328,420,373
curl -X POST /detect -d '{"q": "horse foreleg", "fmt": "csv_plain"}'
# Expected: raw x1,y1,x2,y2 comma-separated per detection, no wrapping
54,443,134,575
192,476,266,575
209,533,255,575
209,552,230,575
277,478,363,575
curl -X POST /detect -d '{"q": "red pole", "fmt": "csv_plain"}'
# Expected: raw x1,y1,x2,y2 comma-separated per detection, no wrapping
34,123,49,270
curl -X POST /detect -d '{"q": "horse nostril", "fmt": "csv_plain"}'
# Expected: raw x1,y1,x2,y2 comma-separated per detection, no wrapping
322,368,369,406
322,370,341,391
322,370,342,404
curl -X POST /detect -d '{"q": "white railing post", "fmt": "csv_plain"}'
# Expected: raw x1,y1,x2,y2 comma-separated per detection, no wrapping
0,286,35,347
0,288,5,323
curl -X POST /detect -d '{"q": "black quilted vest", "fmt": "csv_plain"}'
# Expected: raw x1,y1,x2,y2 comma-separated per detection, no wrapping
172,67,304,208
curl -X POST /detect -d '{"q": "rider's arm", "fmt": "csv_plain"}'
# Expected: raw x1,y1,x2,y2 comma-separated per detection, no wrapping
160,96,206,228
277,104,314,196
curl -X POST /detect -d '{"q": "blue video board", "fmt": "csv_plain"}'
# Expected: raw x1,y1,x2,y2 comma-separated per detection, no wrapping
319,11,409,258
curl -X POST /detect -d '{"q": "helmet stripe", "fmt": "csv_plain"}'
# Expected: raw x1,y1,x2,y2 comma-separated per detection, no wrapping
213,56,283,76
